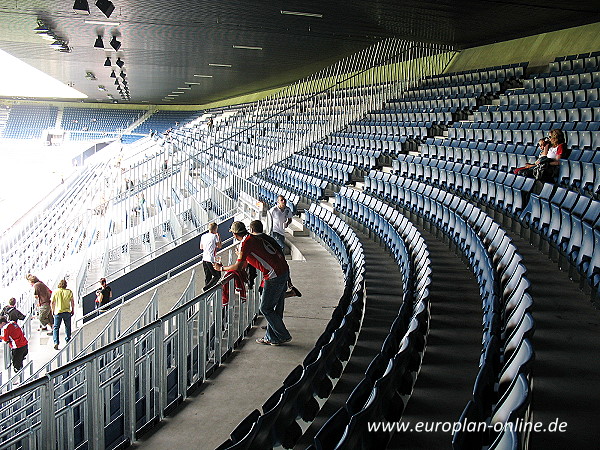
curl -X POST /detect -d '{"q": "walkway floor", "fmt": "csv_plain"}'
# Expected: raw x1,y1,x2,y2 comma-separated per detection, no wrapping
130,231,345,449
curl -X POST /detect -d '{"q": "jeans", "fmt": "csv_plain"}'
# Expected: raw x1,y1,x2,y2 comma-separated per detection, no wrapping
53,312,72,345
260,271,291,343
271,232,285,250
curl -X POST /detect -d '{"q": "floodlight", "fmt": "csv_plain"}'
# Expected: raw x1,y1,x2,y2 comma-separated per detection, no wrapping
110,35,121,51
73,0,90,14
95,0,115,18
94,35,104,49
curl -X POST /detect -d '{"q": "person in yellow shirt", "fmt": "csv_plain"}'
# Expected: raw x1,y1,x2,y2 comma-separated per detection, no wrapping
50,279,74,350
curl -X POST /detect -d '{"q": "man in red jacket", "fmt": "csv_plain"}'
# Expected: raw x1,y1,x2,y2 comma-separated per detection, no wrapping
0,316,29,372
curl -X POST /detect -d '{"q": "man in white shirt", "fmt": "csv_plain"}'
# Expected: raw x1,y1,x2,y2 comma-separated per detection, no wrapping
268,195,293,250
200,222,222,290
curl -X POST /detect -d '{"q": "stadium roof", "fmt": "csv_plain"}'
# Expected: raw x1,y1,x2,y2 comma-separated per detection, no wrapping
0,0,599,105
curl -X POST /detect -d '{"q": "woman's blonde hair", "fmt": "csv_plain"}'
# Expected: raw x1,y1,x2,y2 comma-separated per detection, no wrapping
549,129,566,146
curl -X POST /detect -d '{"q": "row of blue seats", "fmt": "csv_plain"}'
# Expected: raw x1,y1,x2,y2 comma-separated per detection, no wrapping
264,167,326,201
455,119,600,132
377,106,458,115
545,56,600,75
402,82,501,100
520,71,600,93
481,101,598,112
341,125,429,141
311,143,382,164
250,176,299,213
310,141,397,164
339,181,534,449
349,123,432,133
426,137,538,156
335,191,429,298
368,163,533,223
519,184,600,296
307,192,431,449
420,64,526,87
305,206,359,273
284,154,353,185
383,178,533,450
420,143,536,169
448,127,600,150
557,159,600,198
217,205,366,449
387,96,478,112
555,52,600,62
361,110,454,126
500,88,600,106
475,106,600,124
330,131,423,148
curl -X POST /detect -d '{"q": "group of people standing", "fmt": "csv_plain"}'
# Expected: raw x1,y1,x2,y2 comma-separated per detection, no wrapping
2,195,297,374
0,274,80,373
201,195,301,346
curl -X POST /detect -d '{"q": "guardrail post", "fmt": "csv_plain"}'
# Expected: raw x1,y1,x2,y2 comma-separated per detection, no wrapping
155,322,166,420
123,339,137,444
178,309,189,400
41,378,57,450
86,357,105,450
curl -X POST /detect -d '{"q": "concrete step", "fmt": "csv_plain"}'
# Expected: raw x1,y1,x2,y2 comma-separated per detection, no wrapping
289,217,308,237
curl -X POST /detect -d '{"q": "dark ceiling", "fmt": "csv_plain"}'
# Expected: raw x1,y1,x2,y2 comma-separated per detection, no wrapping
0,1,599,105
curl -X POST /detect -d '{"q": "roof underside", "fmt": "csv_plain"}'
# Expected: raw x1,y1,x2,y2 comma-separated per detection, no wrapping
0,1,599,105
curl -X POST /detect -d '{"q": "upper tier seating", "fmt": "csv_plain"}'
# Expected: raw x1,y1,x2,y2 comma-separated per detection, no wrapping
1,105,58,139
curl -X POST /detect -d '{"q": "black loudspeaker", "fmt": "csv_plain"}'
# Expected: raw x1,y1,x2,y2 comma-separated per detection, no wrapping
95,0,115,18
73,0,90,14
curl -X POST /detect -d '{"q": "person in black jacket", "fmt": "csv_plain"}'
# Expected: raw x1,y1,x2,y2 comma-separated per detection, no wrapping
0,298,26,322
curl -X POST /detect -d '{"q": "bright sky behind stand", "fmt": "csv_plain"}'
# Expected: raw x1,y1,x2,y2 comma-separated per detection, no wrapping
0,49,87,99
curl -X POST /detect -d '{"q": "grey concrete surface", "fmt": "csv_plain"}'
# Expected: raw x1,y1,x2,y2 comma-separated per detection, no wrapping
130,231,344,449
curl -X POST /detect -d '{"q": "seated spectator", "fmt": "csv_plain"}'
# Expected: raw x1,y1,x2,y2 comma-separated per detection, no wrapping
514,129,567,181
0,298,26,322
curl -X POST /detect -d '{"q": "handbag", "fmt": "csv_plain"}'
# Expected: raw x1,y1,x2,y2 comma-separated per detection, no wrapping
533,158,551,181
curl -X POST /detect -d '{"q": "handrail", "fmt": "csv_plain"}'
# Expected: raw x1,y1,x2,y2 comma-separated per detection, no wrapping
81,209,238,295
77,235,237,325
0,265,262,449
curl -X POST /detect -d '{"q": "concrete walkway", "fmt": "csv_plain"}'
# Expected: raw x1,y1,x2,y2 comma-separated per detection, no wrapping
130,231,345,449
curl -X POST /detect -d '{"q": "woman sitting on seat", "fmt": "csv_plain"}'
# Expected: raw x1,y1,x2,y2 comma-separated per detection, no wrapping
515,128,567,181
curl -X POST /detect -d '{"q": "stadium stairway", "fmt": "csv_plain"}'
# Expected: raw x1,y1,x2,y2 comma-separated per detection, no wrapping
295,227,405,448
385,224,483,449
500,229,600,448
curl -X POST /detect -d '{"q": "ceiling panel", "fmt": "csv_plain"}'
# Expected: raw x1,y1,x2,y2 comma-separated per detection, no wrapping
0,0,598,105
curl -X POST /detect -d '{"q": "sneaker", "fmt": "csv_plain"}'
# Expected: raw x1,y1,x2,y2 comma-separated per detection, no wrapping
54,344,59,350
256,337,279,346
47,331,53,336
280,337,292,344
261,325,267,330
291,287,302,298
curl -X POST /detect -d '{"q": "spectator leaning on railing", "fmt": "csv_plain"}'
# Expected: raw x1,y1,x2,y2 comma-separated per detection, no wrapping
0,315,29,372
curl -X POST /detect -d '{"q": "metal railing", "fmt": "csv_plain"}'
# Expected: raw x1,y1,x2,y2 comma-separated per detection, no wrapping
0,267,262,450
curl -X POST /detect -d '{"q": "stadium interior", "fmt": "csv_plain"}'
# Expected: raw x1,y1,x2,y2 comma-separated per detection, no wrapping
1,2,600,449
